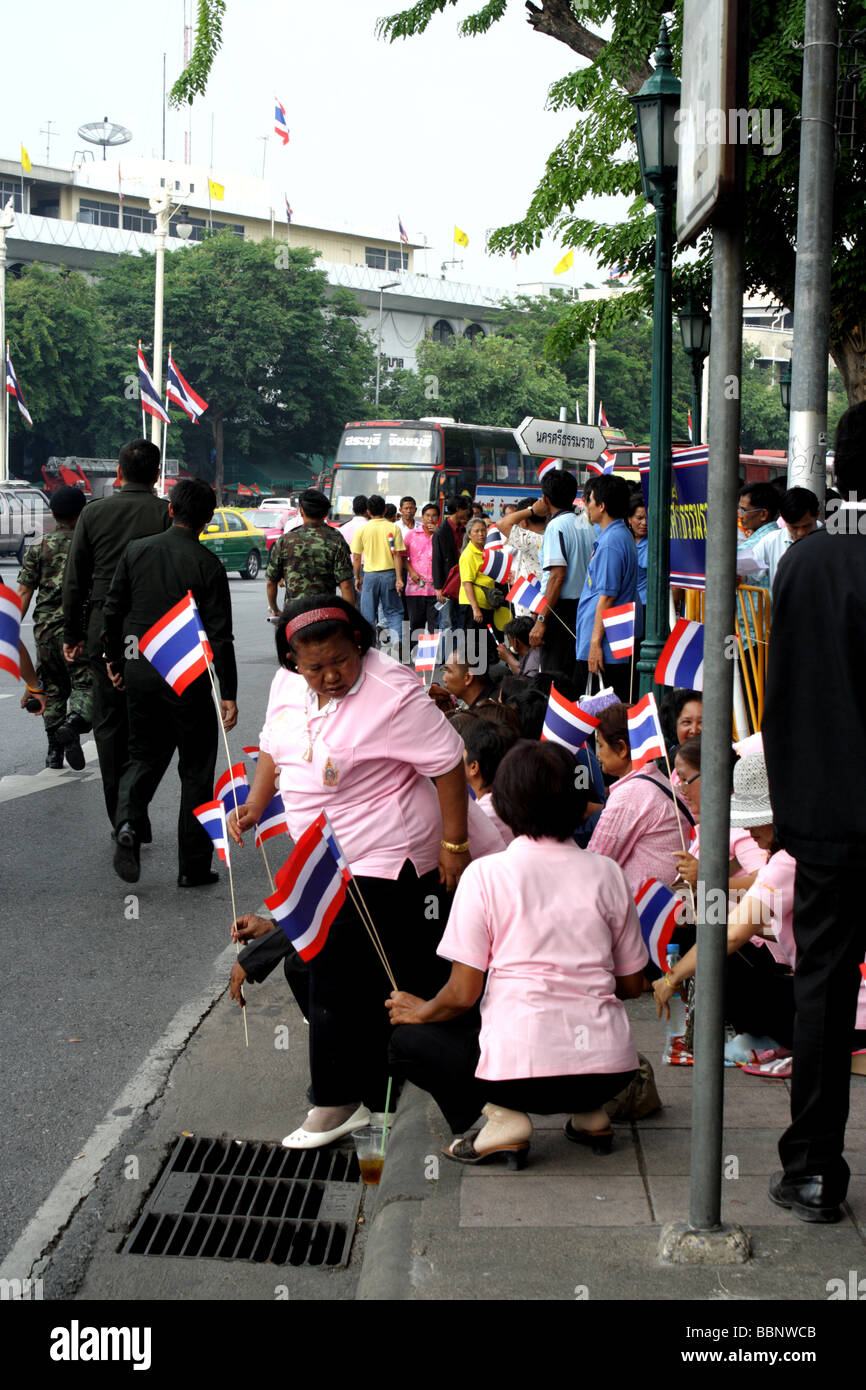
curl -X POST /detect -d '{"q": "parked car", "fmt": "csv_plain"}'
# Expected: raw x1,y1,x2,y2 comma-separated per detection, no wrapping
200,508,265,578
0,481,55,564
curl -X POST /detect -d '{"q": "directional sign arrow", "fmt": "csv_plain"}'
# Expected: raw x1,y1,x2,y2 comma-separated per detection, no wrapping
514,417,606,461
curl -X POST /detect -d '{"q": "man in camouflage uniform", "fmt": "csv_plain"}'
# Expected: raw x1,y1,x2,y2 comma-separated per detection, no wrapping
266,488,354,615
17,486,93,769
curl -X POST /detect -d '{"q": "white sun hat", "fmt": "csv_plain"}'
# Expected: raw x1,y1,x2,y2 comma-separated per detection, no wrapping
729,752,774,828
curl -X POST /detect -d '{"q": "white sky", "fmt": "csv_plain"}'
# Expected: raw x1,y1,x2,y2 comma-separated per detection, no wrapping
4,0,631,292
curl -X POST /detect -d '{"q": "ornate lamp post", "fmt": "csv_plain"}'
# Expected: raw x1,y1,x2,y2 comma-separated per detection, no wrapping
632,20,681,698
779,359,792,414
678,294,712,442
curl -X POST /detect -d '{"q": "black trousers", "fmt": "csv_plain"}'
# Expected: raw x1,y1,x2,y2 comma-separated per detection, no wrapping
574,658,634,705
115,660,217,876
389,1013,635,1134
725,942,794,1048
406,595,440,634
307,862,451,1111
778,862,866,1196
539,598,578,675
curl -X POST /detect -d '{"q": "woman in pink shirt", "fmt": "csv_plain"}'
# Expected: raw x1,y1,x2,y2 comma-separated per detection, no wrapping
387,742,647,1167
227,593,505,1150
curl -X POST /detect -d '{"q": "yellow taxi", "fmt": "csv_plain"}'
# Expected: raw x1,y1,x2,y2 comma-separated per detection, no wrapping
200,508,267,579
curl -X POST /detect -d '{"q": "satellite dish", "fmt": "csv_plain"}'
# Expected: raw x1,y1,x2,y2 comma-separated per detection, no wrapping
77,117,132,160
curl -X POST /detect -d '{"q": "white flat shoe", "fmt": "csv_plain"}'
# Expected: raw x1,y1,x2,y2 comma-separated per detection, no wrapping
281,1105,371,1149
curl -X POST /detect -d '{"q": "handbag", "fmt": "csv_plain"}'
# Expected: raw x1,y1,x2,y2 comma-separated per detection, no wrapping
441,563,462,601
603,1052,662,1121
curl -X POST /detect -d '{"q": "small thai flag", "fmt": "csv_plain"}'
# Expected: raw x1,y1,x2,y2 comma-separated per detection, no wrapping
139,591,213,696
275,98,289,145
598,401,609,429
655,619,704,691
688,408,693,442
265,811,351,962
193,799,231,864
6,348,33,427
626,692,666,771
285,195,293,224
480,548,512,583
415,631,440,672
635,878,683,972
166,347,208,423
506,575,548,615
601,602,635,659
215,763,249,817
0,581,22,680
585,449,616,476
538,457,558,482
484,524,504,550
541,684,599,753
398,215,408,244
137,344,170,424
255,790,289,847
243,745,260,762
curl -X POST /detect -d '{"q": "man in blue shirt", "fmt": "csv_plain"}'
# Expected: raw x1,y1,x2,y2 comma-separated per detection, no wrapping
574,473,640,703
528,469,594,673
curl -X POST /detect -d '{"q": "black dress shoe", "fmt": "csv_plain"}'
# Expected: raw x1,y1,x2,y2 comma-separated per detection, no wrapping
177,871,220,888
113,823,141,883
768,1170,844,1223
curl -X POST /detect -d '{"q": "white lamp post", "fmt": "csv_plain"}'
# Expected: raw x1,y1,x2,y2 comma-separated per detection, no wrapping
0,198,16,483
375,280,400,408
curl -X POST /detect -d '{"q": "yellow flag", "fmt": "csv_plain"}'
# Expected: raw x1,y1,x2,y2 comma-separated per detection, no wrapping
454,225,469,248
20,145,32,173
554,249,574,275
208,178,224,201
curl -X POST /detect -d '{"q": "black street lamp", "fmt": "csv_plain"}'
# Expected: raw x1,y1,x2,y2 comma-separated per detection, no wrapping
779,360,792,414
678,294,712,442
632,19,682,698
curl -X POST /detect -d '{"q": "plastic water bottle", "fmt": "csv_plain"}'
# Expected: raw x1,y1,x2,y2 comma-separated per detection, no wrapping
666,948,687,1039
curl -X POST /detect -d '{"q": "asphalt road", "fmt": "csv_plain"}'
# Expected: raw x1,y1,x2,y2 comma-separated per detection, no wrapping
0,567,280,1260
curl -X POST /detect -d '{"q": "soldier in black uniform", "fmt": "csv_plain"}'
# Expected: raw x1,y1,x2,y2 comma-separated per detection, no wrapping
62,440,171,836
102,478,238,887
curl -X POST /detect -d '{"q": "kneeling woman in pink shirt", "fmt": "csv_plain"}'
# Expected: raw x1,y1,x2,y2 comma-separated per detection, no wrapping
387,742,647,1167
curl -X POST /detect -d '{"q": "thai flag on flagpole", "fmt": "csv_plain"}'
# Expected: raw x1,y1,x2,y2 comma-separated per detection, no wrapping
601,602,635,659
598,401,609,429
414,630,440,672
166,346,208,423
6,346,33,426
274,98,289,145
626,693,667,771
265,811,351,962
480,547,512,583
585,449,616,477
506,575,548,615
655,618,704,690
215,763,249,817
538,457,558,482
635,878,683,972
0,581,22,679
139,591,214,695
541,684,600,753
193,799,231,863
398,215,408,244
137,344,170,424
255,790,289,847
285,195,293,224
688,408,693,442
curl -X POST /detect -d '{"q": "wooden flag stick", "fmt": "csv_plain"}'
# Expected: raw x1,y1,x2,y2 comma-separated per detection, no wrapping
259,837,276,894
205,665,249,1046
346,880,398,990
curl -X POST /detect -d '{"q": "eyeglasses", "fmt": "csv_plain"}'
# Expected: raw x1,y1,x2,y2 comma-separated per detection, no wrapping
736,506,759,517
680,770,701,785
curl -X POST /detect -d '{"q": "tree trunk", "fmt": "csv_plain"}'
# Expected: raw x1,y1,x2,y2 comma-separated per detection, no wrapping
211,415,224,504
525,0,653,93
831,323,866,405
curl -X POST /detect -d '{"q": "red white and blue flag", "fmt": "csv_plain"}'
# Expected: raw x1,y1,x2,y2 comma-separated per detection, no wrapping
0,581,22,680
255,790,289,847
601,602,636,659
285,195,293,224
193,799,231,864
166,346,208,423
215,763,249,817
541,684,600,753
598,401,609,429
655,618,704,691
480,547,512,583
626,692,666,771
635,878,683,972
398,215,408,244
6,347,33,427
538,457,558,482
137,344,170,425
506,574,548,615
139,590,213,695
585,449,616,477
484,524,504,550
265,811,351,962
687,408,693,442
415,631,440,672
243,745,260,762
275,98,289,145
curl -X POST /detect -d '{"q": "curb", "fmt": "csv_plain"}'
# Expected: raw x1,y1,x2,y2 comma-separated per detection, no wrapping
356,1085,433,1300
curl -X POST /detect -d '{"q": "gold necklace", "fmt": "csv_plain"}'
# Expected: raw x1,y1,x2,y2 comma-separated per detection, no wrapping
302,692,337,762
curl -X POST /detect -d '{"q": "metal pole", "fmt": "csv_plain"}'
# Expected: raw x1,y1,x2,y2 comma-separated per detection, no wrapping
636,187,673,697
786,0,837,503
0,201,14,484
375,287,385,408
151,212,168,449
587,337,596,423
701,351,710,443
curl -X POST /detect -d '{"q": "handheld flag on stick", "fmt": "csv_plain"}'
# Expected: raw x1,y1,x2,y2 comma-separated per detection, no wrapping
0,582,22,679
215,763,249,816
585,449,615,476
274,98,290,145
635,878,683,972
484,524,504,550
193,799,231,864
506,575,548,616
414,631,440,672
541,684,600,754
6,346,33,426
538,457,558,482
626,692,666,771
137,344,170,424
265,811,350,962
655,619,704,691
480,548,512,583
166,346,208,423
255,790,289,847
601,603,636,659
242,745,260,762
138,591,213,695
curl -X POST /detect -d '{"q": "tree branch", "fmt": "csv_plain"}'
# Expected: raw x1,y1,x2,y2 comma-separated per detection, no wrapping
524,1,653,93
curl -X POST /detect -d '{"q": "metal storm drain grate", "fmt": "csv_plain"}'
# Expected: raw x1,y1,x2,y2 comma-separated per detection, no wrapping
122,1136,362,1267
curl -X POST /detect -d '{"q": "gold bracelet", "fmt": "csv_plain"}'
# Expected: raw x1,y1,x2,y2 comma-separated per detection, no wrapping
441,838,470,854
665,971,677,989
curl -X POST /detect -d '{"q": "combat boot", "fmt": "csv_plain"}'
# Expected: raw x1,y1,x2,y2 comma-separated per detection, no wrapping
45,726,64,769
55,711,90,771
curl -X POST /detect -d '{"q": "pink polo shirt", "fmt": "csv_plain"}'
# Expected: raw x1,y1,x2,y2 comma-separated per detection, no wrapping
745,849,796,964
402,529,436,597
438,836,647,1080
259,648,505,879
477,791,514,845
588,765,687,893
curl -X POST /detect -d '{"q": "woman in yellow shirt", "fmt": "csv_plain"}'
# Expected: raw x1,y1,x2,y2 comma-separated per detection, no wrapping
459,519,510,669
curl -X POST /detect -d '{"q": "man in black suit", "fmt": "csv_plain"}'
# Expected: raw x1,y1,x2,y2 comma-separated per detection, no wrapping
432,495,472,653
763,403,866,1223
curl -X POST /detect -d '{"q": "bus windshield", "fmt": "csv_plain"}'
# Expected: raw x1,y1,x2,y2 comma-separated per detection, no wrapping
332,466,437,518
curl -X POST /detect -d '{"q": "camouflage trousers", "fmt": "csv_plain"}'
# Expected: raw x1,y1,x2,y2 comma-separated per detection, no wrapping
36,634,94,729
